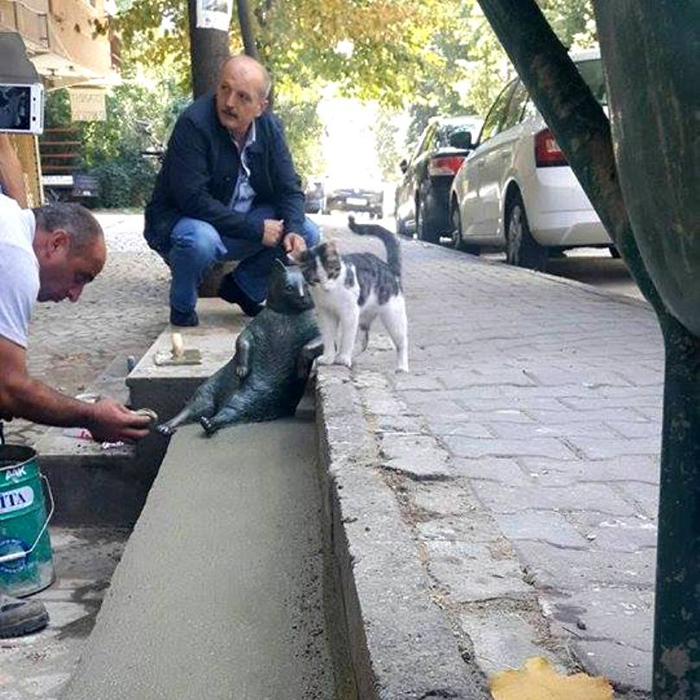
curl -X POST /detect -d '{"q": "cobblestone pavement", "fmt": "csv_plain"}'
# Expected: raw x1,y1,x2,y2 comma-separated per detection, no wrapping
330,222,661,696
5,212,170,445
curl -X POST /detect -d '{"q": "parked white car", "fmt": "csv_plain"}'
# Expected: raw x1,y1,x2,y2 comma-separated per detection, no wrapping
449,50,613,270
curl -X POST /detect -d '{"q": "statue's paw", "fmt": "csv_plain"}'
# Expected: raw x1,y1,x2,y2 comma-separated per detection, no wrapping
156,423,175,436
235,364,249,379
200,416,216,437
317,353,335,366
335,354,352,368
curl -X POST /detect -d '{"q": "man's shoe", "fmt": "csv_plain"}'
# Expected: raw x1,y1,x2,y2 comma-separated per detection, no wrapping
218,274,264,317
170,308,199,327
0,593,49,638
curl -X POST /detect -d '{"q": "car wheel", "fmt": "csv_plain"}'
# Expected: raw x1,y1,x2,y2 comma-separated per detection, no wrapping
450,203,479,255
416,197,440,244
505,193,547,271
609,245,621,259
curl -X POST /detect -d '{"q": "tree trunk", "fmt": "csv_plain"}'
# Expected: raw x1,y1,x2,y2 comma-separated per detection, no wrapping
187,0,231,98
655,314,700,696
594,1,700,337
236,0,258,59
476,0,700,695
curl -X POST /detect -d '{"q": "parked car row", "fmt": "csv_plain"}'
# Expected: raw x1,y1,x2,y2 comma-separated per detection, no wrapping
304,180,384,218
395,49,614,271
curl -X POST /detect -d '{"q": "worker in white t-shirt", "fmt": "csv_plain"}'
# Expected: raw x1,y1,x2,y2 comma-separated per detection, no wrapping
0,137,151,637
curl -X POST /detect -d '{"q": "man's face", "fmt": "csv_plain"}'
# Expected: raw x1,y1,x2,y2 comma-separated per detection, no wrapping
216,59,267,139
37,231,106,303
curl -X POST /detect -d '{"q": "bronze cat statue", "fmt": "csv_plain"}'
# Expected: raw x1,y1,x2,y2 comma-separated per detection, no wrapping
157,260,321,437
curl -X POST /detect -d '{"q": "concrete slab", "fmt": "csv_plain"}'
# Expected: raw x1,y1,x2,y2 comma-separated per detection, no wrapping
126,299,247,422
62,418,338,700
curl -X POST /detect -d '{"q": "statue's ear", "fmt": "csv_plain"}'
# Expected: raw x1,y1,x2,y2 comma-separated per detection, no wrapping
274,258,287,273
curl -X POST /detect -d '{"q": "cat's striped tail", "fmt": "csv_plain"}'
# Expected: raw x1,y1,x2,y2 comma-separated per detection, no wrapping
347,215,402,279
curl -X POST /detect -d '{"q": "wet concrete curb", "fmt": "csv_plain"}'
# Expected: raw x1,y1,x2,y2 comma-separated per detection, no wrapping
316,368,486,699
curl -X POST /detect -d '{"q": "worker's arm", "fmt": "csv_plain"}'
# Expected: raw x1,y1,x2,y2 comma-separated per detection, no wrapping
0,336,150,442
0,134,28,208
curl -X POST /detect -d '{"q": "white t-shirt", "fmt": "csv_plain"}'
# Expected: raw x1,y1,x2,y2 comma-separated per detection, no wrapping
0,193,38,347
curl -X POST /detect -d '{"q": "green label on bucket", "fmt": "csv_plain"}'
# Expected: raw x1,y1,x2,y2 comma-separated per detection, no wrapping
0,487,33,513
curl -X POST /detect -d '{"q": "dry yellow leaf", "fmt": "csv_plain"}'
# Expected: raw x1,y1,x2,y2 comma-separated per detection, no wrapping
490,657,614,700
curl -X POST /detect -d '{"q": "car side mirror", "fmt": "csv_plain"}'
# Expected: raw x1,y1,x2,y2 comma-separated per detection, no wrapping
399,159,408,173
449,131,473,150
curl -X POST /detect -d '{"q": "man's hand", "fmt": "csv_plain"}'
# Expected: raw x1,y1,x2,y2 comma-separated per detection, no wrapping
262,219,284,247
87,398,152,443
283,233,307,260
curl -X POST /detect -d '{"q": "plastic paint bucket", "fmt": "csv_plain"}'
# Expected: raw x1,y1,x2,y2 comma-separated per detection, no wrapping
0,445,55,597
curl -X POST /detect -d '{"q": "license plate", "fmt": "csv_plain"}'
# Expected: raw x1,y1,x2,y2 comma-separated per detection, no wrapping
346,197,367,206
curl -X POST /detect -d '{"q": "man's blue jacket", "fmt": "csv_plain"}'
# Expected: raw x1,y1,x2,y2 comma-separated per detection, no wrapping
144,93,305,255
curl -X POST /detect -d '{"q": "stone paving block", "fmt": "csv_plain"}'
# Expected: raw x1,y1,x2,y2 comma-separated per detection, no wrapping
520,456,659,487
459,610,564,678
424,419,494,439
443,435,577,460
574,639,651,691
435,368,537,390
565,436,661,460
488,421,618,440
525,407,650,424
472,481,637,516
542,586,653,652
450,458,531,485
513,541,656,589
459,397,565,412
400,398,466,416
408,481,474,517
493,511,588,549
378,433,453,479
392,373,445,391
617,482,660,519
417,514,503,544
425,540,532,602
560,396,659,412
606,420,662,439
522,367,633,388
567,513,657,552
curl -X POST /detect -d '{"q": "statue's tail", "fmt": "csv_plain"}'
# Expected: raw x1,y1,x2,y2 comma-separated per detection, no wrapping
348,215,401,279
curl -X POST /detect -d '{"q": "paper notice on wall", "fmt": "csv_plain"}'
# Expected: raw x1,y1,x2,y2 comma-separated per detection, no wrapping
196,0,233,30
69,88,107,122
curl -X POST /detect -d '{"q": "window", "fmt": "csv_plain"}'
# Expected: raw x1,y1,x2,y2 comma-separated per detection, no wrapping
478,80,517,143
502,81,529,130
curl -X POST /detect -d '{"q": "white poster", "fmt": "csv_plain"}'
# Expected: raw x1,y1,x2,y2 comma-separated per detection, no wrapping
196,0,233,31
69,88,107,122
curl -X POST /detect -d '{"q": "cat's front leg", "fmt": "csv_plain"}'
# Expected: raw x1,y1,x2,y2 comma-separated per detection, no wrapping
335,303,360,367
316,310,337,365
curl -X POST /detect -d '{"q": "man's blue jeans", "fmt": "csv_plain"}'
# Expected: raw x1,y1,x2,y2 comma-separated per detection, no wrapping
168,206,320,314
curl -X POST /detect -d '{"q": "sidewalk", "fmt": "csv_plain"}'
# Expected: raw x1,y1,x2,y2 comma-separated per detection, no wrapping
8,212,660,697
328,224,660,697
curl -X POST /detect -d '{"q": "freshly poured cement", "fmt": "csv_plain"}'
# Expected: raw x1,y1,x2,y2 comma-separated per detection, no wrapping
62,418,337,699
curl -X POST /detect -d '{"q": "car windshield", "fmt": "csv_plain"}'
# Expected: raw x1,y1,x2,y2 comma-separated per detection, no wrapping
577,58,607,107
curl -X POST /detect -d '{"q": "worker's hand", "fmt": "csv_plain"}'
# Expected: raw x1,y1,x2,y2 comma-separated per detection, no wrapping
87,398,152,443
283,233,307,260
261,219,284,248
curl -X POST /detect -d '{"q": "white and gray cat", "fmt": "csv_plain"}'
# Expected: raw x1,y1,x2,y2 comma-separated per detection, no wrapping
297,216,409,373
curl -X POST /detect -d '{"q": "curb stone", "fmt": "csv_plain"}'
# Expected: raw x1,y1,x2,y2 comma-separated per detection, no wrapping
315,367,487,699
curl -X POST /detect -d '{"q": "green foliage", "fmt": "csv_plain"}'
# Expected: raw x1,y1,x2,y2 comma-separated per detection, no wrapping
44,72,188,208
373,110,404,181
